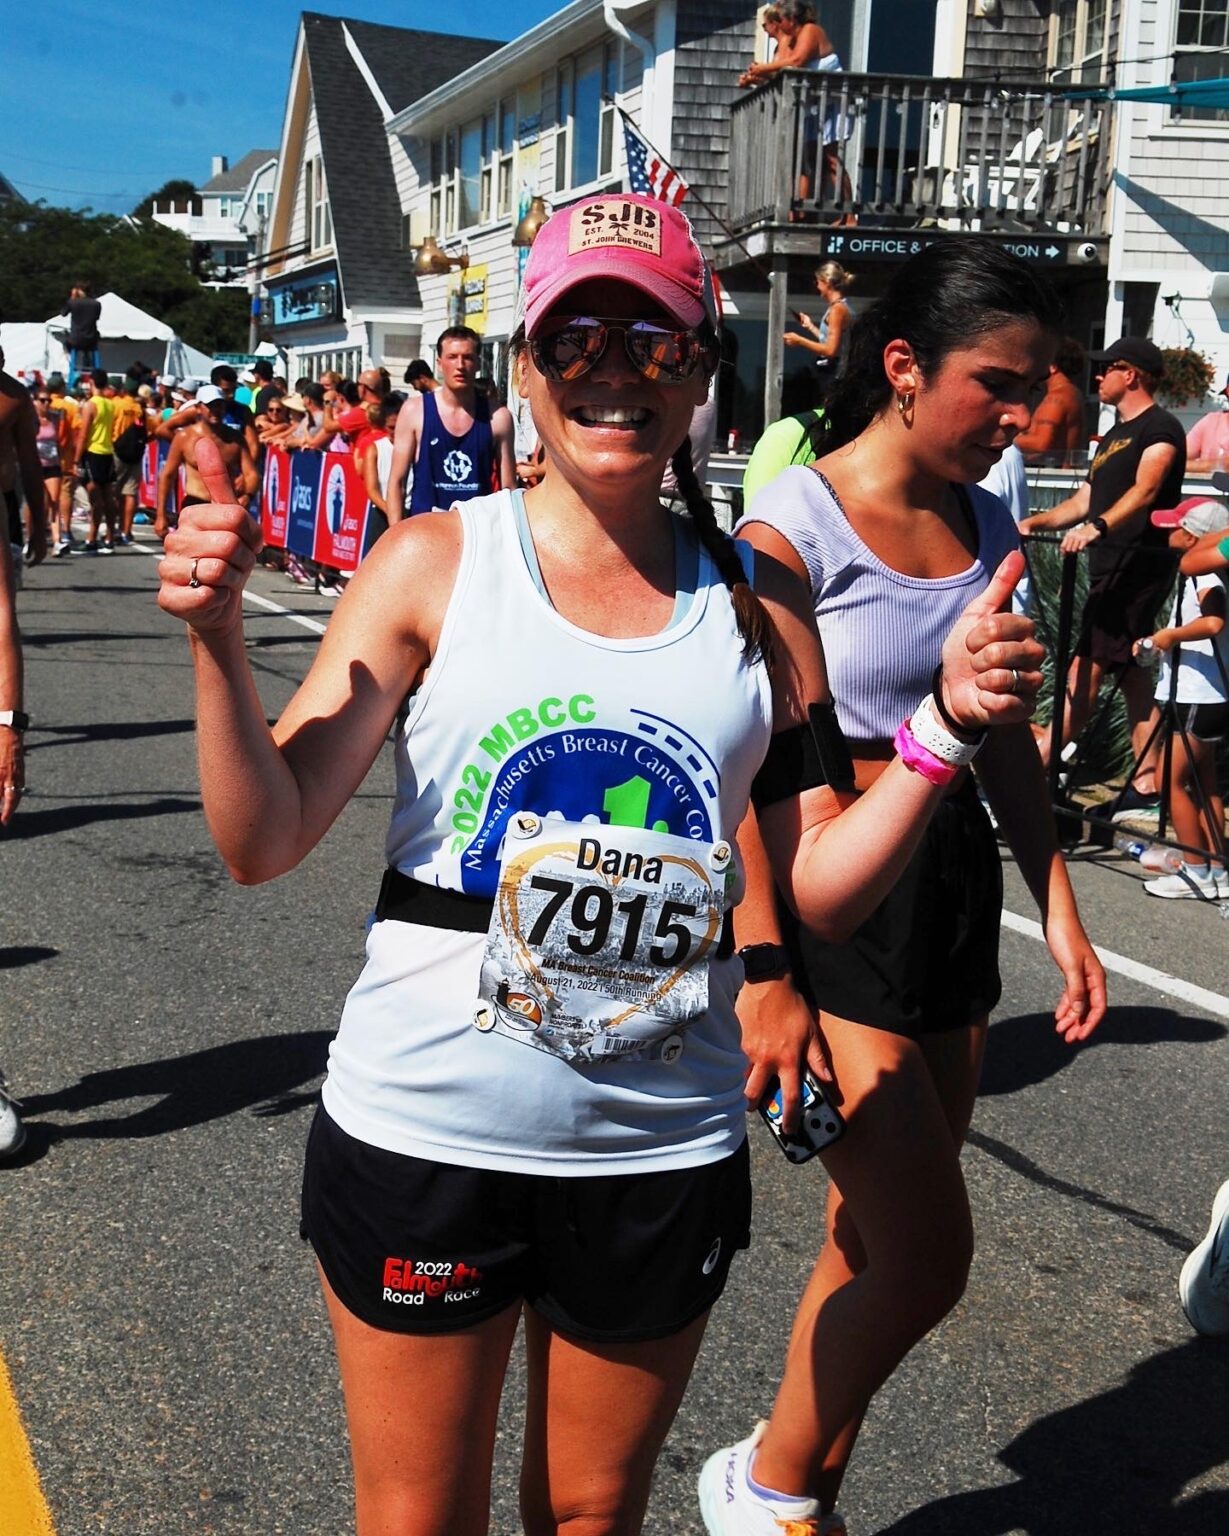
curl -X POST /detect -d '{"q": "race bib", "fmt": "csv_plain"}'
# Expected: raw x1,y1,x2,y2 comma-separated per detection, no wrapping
475,812,731,1063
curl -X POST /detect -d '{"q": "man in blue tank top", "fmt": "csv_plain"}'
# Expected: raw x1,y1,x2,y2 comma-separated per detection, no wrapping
387,326,515,521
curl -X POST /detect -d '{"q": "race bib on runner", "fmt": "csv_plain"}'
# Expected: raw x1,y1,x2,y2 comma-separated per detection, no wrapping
475,811,731,1063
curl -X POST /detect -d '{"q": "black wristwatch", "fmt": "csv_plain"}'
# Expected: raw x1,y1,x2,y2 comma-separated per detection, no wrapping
0,710,29,732
1089,516,1110,538
737,943,792,982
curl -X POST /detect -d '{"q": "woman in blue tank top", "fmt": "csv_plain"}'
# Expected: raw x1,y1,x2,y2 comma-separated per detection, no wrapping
157,206,1046,1536
700,244,1107,1534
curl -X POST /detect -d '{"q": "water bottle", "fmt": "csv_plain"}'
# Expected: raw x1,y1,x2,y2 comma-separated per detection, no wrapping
1139,844,1183,873
1113,834,1147,861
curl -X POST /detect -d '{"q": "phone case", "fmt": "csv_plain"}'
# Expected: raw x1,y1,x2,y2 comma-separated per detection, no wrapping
759,1071,845,1164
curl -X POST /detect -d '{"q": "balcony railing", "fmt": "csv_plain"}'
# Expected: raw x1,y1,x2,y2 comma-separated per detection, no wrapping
727,71,1113,237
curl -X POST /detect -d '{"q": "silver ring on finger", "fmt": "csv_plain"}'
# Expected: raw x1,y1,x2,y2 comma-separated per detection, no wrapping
189,557,201,589
1010,668,1021,695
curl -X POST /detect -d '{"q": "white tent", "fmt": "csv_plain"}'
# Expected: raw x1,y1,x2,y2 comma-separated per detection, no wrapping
45,291,174,380
0,322,55,380
40,291,224,382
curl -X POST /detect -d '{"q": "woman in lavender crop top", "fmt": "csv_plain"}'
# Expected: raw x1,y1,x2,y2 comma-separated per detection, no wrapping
699,245,1107,1533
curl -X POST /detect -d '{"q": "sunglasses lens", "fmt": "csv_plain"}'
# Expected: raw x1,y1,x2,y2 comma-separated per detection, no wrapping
533,319,607,382
624,322,700,383
532,317,703,384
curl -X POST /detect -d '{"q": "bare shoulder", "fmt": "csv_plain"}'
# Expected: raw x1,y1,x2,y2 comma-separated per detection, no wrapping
491,404,515,431
363,507,463,593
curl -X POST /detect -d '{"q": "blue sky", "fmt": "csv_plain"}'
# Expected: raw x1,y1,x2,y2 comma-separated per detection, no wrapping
2,2,557,215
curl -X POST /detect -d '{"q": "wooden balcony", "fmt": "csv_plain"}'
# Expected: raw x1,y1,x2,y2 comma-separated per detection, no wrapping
722,70,1113,255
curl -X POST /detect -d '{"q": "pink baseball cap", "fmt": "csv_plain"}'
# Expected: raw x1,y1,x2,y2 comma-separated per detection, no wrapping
1151,496,1229,535
520,193,720,337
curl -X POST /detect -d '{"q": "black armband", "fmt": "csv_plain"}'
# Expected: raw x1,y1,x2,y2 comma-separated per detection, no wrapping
751,702,856,810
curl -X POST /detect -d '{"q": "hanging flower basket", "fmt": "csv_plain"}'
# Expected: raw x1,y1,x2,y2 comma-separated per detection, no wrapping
1158,347,1216,407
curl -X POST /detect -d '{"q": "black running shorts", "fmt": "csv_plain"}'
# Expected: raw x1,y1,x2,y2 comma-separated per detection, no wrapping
301,1105,751,1341
1178,700,1229,743
81,452,115,487
1074,551,1177,669
780,781,1003,1036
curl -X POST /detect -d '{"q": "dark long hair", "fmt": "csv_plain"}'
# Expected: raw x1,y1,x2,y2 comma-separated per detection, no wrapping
671,436,775,669
822,241,1064,452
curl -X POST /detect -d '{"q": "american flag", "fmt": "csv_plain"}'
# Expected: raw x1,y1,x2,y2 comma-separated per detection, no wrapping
622,115,688,207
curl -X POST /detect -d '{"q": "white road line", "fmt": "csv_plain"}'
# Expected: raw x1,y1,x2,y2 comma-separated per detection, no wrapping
132,541,328,635
1001,908,1229,1021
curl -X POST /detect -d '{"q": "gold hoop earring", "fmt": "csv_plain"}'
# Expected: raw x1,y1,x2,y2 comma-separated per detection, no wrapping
896,390,915,424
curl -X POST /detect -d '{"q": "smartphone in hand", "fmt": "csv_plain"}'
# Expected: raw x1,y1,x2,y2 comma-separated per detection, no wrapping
759,1070,845,1164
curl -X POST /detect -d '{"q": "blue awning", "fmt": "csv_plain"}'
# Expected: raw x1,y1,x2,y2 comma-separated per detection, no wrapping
1064,77,1229,108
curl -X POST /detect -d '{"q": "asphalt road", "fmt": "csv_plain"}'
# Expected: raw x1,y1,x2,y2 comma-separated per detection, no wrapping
3,537,1228,1535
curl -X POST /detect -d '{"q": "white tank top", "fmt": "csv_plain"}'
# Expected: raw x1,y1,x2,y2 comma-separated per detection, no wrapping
321,490,774,1175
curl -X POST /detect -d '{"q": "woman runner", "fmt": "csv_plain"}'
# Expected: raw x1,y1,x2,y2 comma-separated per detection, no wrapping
699,242,1107,1536
159,201,1044,1536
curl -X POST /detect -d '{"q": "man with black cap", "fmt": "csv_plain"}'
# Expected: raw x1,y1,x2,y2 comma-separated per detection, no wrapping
1022,336,1186,814
1184,370,1229,475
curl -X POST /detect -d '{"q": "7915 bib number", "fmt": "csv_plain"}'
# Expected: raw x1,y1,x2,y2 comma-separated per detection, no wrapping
476,815,731,1063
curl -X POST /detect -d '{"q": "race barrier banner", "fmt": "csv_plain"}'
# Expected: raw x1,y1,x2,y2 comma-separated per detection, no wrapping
263,448,385,573
140,439,175,514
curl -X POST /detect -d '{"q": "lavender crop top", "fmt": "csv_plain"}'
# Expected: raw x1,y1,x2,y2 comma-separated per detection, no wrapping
738,466,1019,743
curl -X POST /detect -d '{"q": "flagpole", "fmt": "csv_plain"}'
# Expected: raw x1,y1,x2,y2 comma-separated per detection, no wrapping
616,105,774,284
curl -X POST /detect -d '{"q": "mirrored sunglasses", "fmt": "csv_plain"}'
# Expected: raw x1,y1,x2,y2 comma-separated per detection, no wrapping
530,316,708,385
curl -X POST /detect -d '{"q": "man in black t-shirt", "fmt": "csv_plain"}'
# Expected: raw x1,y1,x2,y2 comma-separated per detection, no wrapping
1022,337,1186,810
249,359,278,417
61,281,103,386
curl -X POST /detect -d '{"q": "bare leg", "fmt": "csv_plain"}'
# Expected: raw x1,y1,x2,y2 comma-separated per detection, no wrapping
1035,654,1102,769
1120,666,1160,794
319,1263,522,1536
521,1308,710,1536
751,1014,987,1512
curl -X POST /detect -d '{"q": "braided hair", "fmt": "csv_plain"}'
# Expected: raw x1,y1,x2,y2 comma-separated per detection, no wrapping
671,435,776,670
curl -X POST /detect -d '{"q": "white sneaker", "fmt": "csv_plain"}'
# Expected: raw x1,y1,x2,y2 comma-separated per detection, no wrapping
1143,866,1220,901
1179,1179,1229,1336
0,1075,26,1160
698,1422,825,1536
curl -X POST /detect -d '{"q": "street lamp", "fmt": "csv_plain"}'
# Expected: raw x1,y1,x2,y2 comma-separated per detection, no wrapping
412,235,470,276
512,197,551,249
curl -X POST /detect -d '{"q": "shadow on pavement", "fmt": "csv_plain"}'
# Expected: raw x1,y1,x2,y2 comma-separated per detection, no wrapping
0,945,58,969
28,720,195,747
877,1336,1229,1535
982,1007,1225,1097
14,1030,332,1159
5,795,200,838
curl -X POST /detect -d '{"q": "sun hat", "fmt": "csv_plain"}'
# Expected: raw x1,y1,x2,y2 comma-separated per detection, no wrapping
195,384,226,406
519,193,720,338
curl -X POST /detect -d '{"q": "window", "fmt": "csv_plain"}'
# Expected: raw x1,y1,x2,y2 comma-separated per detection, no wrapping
497,97,515,217
254,190,272,219
304,157,332,251
1049,0,1109,84
1174,0,1229,120
217,196,233,220
552,45,618,193
459,118,483,228
428,97,521,236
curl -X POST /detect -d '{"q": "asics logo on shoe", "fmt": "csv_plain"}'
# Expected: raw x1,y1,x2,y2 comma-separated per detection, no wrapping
702,1237,722,1276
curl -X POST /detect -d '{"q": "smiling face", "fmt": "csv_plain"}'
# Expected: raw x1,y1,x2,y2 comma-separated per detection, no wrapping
519,279,710,502
904,319,1055,482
